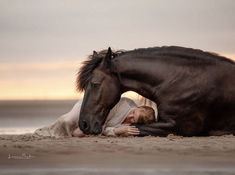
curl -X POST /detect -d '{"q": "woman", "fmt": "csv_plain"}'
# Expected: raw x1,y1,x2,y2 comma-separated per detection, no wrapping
34,97,158,137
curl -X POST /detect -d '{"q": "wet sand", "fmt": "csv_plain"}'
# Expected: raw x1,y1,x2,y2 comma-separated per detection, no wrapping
0,134,235,174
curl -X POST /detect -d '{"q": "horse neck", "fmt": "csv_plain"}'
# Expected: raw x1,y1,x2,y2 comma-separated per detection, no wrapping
112,54,164,101
120,76,156,101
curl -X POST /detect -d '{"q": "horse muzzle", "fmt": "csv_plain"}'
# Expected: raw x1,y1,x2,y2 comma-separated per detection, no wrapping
79,119,102,135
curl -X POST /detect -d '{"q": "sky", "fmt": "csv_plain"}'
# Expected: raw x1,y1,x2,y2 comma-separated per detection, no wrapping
0,0,235,100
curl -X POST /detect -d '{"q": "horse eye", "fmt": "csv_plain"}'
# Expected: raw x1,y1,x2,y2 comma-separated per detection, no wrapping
91,82,101,88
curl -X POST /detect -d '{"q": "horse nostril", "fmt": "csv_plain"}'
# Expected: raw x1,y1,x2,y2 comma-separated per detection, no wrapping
93,122,102,134
82,120,89,130
95,127,102,134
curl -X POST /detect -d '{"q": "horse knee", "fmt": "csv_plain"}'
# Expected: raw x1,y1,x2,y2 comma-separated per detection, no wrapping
178,114,205,136
179,122,201,136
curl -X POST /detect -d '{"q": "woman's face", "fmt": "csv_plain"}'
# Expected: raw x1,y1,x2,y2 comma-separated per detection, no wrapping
125,108,143,124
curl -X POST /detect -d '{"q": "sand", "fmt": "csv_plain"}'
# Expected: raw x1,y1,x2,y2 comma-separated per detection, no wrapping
1,134,235,175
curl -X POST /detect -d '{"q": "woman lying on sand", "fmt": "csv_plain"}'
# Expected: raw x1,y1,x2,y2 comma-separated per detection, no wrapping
34,97,157,137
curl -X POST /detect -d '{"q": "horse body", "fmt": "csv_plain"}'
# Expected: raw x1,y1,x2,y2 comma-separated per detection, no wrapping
77,46,235,136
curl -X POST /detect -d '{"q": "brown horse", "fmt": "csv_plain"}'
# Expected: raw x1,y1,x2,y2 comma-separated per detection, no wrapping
77,46,235,136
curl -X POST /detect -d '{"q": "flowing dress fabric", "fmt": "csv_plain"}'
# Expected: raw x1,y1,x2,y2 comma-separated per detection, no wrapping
34,99,83,137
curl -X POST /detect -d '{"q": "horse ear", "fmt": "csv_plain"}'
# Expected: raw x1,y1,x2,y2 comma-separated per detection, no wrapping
93,51,98,57
101,47,112,69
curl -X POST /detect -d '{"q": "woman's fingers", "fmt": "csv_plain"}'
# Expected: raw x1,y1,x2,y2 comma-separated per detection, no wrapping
129,130,140,133
127,127,140,135
128,127,139,132
127,126,137,129
130,126,138,129
127,131,139,135
118,125,140,136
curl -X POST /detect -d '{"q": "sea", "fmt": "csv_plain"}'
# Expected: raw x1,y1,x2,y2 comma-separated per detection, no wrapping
0,100,78,135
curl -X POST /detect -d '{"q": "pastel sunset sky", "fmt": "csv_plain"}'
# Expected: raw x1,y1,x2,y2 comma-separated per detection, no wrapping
0,0,234,100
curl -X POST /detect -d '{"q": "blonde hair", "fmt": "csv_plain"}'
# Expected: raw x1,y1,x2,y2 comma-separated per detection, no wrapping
137,106,155,124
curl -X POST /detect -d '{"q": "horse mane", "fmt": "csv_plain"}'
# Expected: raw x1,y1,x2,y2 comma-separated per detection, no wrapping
130,46,234,64
76,49,125,92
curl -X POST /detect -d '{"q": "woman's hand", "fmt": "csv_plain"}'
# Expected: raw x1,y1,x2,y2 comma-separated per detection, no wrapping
114,125,140,136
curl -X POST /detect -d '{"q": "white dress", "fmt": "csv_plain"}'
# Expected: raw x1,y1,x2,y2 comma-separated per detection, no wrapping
34,97,158,137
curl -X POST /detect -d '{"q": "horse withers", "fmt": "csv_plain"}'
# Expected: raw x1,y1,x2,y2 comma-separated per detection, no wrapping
77,46,235,136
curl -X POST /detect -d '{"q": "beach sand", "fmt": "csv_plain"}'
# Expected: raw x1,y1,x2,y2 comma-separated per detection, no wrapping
0,134,235,175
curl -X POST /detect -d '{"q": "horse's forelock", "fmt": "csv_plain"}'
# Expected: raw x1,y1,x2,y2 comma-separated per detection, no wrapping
76,49,126,92
76,55,103,92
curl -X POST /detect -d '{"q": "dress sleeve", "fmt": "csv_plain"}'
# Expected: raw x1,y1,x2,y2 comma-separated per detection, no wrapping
102,127,116,136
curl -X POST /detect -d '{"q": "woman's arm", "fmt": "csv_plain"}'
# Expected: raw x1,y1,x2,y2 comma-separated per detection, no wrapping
102,127,116,136
102,125,140,137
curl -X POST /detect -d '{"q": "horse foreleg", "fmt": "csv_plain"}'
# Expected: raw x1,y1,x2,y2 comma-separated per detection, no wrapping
134,121,176,137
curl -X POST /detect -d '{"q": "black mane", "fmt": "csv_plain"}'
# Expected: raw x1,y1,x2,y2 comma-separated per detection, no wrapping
76,49,125,91
76,46,234,91
129,46,234,64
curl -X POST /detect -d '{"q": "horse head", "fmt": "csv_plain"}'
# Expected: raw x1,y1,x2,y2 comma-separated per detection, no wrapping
78,48,121,134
